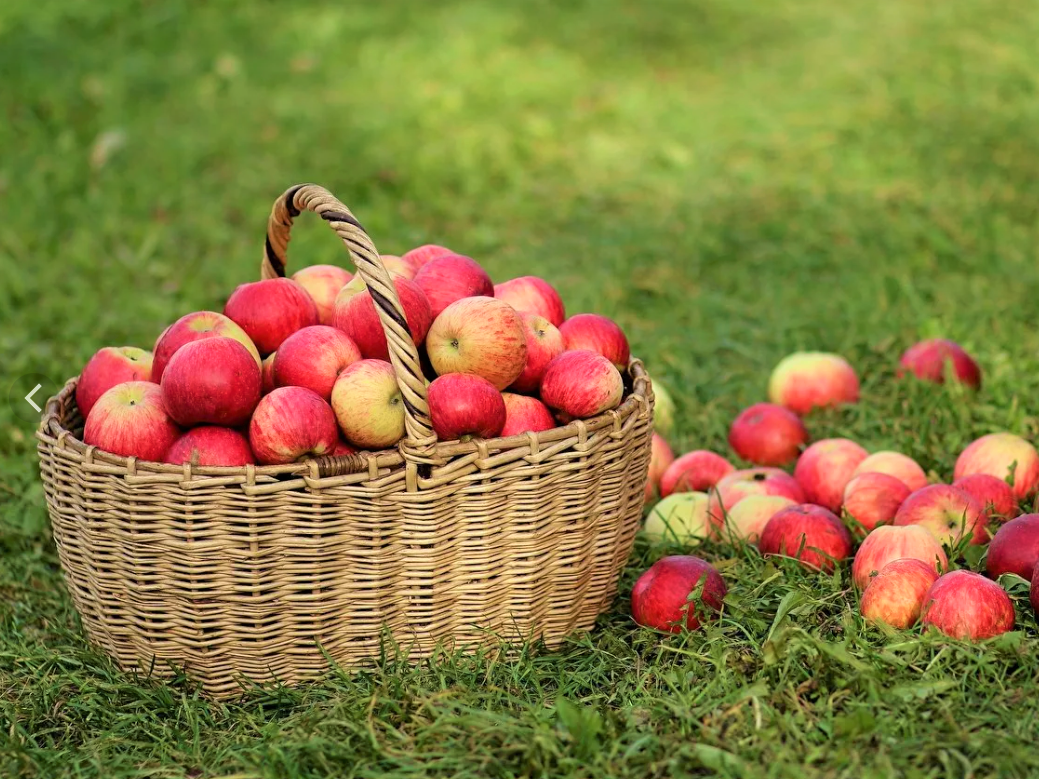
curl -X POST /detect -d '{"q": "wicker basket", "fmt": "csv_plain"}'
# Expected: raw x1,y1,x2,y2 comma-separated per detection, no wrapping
35,184,655,698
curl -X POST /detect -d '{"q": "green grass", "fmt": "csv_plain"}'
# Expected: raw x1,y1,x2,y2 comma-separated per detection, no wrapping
4,0,1039,776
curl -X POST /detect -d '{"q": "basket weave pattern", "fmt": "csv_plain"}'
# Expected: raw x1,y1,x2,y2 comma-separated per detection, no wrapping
36,184,654,697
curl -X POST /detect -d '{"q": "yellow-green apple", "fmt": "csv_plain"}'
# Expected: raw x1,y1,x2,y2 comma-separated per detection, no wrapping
852,524,948,590
843,472,912,534
558,313,630,370
708,468,806,527
719,494,796,543
272,325,361,400
953,473,1017,519
331,360,405,449
540,350,624,419
76,346,154,418
643,493,712,544
630,555,727,632
501,392,556,437
378,254,416,279
292,264,353,324
83,382,180,461
427,374,506,441
767,352,859,414
426,297,527,389
852,451,928,493
333,275,433,362
651,380,676,436
921,570,1015,640
413,254,494,318
261,353,277,395
893,484,988,545
645,432,675,502
223,278,319,354
401,244,455,276
899,339,981,389
660,450,735,497
510,312,564,394
860,558,939,629
794,438,869,512
954,432,1039,501
986,514,1039,580
248,386,338,465
152,310,262,381
727,402,808,466
757,504,853,572
493,276,566,326
161,338,262,428
163,426,255,467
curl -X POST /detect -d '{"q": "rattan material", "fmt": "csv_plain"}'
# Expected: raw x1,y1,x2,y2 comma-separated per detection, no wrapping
36,184,655,698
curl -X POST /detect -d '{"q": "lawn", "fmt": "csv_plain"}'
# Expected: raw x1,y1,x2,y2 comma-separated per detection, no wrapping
4,0,1039,776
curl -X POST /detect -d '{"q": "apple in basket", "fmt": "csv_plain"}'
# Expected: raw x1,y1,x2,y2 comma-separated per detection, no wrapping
249,386,339,465
223,277,319,354
333,274,433,362
331,359,406,449
378,254,417,279
76,346,154,418
152,310,262,382
501,393,556,437
493,276,566,326
161,337,262,428
558,313,630,370
401,244,455,276
273,325,361,400
292,264,353,325
426,297,528,390
261,353,277,395
540,350,624,420
164,426,255,467
83,381,181,462
428,374,506,441
510,312,565,394
413,254,494,319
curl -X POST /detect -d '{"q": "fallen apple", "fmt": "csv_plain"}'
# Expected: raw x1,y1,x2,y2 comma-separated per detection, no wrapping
851,450,929,493
794,438,868,513
899,339,981,389
860,558,939,630
852,524,948,590
630,555,727,632
954,432,1039,501
757,504,853,572
660,450,736,497
985,513,1039,580
727,402,808,467
767,351,859,414
921,570,1015,640
893,484,988,546
643,493,712,544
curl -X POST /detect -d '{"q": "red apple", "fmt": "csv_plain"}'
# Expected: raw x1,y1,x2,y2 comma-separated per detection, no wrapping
248,386,338,465
893,484,988,545
501,392,556,437
292,264,353,325
727,402,808,466
708,468,806,526
953,473,1017,519
660,451,735,497
333,275,433,362
767,352,859,414
852,451,928,493
860,558,939,629
493,276,566,326
558,313,630,369
630,555,727,632
272,325,361,400
540,350,624,419
509,312,564,394
261,353,277,395
413,254,494,319
152,310,262,382
794,438,869,513
83,382,180,461
332,438,356,456
852,524,948,590
644,432,675,502
163,426,255,467
986,513,1039,580
330,359,405,449
954,432,1039,501
425,297,527,390
76,346,154,418
401,244,455,276
1032,560,1039,617
223,278,319,354
720,494,796,543
757,504,853,572
161,338,261,428
427,374,506,441
899,339,981,389
921,570,1014,640
843,472,912,534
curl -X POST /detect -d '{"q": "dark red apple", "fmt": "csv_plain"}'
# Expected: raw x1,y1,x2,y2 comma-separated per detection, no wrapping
558,313,630,370
986,514,1039,580
332,275,433,362
152,311,262,382
727,402,808,466
953,473,1017,519
413,254,494,318
540,350,623,419
899,339,981,389
427,374,506,441
223,278,319,354
501,393,556,437
248,386,339,465
163,427,255,467
273,325,361,400
757,504,853,572
631,555,727,632
161,337,262,428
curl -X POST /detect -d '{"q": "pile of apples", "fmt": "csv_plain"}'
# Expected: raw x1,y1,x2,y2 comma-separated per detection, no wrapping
75,246,635,467
635,340,1039,642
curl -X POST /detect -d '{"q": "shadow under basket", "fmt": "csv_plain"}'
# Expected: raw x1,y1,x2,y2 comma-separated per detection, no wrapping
35,183,655,698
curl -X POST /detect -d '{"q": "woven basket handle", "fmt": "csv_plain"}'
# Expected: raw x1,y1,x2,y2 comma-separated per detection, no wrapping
262,184,436,458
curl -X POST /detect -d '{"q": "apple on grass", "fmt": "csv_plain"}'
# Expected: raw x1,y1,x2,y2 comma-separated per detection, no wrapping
413,254,494,319
899,339,981,389
860,558,939,630
152,310,262,382
425,296,528,390
493,276,566,326
768,352,859,414
954,432,1039,501
427,374,506,441
333,274,433,362
401,244,456,276
501,393,556,437
540,350,624,419
1032,560,1039,618
273,325,360,399
249,387,338,465
893,484,988,545
727,402,808,466
718,494,796,543
852,451,929,493
953,473,1016,519
757,504,853,572
631,555,727,632
292,264,353,324
986,514,1039,580
331,360,406,450
707,468,805,526
644,432,675,502
83,382,180,462
660,451,735,497
852,524,948,590
223,278,319,354
164,427,255,467
794,438,868,513
843,472,912,534
161,338,261,428
509,312,564,394
922,570,1015,640
76,346,154,418
643,493,712,544
558,313,630,369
